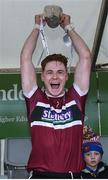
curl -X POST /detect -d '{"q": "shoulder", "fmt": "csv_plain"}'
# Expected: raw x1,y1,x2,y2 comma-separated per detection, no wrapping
100,166,108,178
66,85,87,113
73,83,88,96
23,86,45,99
97,162,108,178
104,165,108,171
81,170,92,178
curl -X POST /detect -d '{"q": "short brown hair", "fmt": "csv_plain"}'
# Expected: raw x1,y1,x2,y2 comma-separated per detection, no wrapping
41,54,68,71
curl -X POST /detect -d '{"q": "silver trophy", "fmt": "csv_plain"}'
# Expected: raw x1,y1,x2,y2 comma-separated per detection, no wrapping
43,5,63,28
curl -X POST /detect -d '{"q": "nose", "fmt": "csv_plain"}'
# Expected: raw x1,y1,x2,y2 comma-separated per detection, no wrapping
91,153,95,159
52,73,58,79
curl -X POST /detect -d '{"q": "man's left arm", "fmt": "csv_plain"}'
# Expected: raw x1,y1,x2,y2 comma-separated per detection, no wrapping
68,29,92,93
60,14,92,93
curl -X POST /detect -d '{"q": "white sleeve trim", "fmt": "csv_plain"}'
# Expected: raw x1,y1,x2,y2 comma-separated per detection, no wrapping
23,85,38,98
73,83,88,96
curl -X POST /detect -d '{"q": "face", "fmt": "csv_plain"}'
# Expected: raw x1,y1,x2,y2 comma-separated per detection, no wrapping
84,151,102,170
41,61,68,97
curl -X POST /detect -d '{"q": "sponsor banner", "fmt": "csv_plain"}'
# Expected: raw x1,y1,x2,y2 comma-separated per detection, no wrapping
0,73,29,138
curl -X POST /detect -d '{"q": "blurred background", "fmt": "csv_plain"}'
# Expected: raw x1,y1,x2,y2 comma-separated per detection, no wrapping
0,0,108,69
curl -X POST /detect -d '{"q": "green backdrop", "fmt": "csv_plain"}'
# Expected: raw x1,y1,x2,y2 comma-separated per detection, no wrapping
0,71,108,138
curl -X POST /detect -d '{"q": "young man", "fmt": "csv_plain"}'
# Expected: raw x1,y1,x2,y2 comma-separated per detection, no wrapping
20,14,92,178
82,141,108,178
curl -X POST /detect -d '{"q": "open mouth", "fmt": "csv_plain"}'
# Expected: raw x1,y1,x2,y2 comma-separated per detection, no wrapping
51,83,60,89
91,161,96,164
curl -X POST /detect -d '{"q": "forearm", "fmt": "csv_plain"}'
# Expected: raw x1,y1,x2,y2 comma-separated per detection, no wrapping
62,17,92,91
20,15,42,94
20,28,39,61
20,27,40,94
69,29,92,92
68,29,91,60
60,14,91,61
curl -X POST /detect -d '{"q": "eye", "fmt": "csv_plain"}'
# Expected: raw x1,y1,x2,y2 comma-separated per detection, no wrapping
46,70,53,74
94,152,100,156
58,70,65,74
85,152,91,156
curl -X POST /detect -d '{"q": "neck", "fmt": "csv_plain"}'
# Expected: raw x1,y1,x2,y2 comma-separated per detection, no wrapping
86,165,97,172
45,90,65,98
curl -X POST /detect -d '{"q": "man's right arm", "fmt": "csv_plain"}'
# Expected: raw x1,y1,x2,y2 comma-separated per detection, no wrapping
20,15,41,95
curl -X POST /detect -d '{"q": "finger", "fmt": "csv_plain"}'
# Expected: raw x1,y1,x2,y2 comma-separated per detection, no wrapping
60,15,65,24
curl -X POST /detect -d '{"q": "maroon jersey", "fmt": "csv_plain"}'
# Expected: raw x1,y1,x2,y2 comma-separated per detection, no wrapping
24,85,87,173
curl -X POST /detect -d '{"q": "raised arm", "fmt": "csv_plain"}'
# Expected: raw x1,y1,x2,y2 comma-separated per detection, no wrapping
20,15,42,95
60,14,92,93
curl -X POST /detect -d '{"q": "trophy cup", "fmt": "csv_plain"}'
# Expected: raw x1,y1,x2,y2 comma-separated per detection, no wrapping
43,5,63,28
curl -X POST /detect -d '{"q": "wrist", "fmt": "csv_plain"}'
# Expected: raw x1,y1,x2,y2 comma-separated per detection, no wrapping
33,23,40,31
64,23,75,33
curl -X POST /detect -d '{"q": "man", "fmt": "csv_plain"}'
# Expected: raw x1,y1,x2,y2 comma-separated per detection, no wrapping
20,13,92,178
